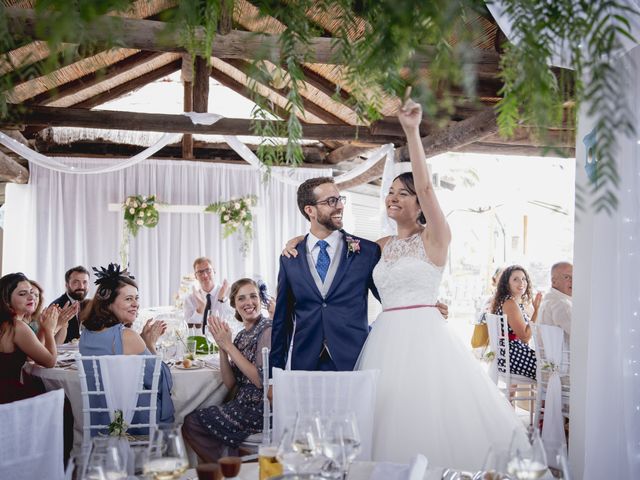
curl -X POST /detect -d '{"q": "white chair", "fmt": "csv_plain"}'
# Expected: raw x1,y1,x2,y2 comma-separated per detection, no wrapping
0,389,65,480
238,347,271,455
485,313,537,425
532,324,570,467
271,367,379,460
75,354,161,450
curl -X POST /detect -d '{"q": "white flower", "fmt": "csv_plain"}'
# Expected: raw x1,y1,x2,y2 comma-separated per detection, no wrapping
139,211,145,217
141,203,147,208
223,215,230,221
234,202,241,209
240,210,247,218
129,208,135,214
147,211,152,216
244,220,251,226
132,201,139,208
136,219,144,226
221,206,226,212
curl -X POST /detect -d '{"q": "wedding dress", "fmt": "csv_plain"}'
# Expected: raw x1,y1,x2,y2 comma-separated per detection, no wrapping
356,233,526,471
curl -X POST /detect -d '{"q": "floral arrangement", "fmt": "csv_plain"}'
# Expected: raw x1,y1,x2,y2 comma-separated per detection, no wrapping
205,195,257,255
123,195,159,237
174,274,196,310
108,410,129,437
345,235,361,256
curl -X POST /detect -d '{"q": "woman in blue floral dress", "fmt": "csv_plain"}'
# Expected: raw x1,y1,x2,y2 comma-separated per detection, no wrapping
491,264,541,380
182,278,272,463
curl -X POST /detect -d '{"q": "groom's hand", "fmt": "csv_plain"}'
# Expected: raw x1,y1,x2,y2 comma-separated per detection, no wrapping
436,301,449,319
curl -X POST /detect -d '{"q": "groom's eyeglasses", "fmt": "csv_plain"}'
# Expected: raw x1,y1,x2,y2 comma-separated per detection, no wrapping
313,195,347,208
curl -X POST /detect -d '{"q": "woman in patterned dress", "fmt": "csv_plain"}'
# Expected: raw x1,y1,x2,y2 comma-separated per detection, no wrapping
490,264,542,380
182,278,272,464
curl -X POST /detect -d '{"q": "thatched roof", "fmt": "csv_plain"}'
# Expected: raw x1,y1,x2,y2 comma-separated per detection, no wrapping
0,0,576,187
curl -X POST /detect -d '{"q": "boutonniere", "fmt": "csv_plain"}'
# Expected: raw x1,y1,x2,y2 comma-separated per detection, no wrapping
345,235,361,256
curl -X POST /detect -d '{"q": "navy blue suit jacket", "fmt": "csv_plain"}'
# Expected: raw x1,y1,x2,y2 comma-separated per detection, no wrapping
270,231,380,372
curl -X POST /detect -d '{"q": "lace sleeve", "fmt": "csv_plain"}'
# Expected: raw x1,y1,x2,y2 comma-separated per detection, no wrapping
255,325,272,386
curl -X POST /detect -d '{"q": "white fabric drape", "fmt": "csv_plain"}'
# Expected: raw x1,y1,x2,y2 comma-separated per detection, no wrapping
98,355,145,425
2,158,321,307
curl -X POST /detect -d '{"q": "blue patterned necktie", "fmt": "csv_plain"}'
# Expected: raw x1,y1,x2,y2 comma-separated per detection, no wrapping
315,240,330,282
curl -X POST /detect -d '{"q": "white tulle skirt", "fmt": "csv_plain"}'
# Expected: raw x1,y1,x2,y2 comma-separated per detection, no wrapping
356,306,526,471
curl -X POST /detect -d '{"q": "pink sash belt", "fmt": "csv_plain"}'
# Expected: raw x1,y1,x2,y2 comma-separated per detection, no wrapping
383,304,437,312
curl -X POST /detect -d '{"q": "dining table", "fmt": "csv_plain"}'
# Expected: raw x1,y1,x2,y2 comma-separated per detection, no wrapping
23,346,227,456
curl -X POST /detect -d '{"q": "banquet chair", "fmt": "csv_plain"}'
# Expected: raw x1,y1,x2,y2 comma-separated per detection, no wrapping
0,389,65,480
238,347,271,457
532,324,570,467
271,367,379,460
485,313,537,425
75,354,161,451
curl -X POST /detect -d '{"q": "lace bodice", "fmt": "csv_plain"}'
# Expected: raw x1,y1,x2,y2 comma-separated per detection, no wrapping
373,233,444,309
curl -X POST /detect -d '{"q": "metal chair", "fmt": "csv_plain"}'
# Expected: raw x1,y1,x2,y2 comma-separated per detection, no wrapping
75,354,161,450
486,313,537,425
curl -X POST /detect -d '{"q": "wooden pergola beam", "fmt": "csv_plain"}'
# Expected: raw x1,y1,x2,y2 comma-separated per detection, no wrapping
5,105,400,142
5,8,501,75
396,107,499,162
0,150,29,183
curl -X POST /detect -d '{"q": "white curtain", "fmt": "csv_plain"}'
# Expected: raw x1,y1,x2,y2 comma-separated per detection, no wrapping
572,45,640,480
2,157,320,307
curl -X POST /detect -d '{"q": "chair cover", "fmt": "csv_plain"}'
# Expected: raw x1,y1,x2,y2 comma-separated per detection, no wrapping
0,389,64,480
536,324,567,463
98,355,145,425
271,368,379,460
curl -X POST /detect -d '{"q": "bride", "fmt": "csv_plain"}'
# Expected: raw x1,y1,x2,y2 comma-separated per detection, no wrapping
355,97,526,470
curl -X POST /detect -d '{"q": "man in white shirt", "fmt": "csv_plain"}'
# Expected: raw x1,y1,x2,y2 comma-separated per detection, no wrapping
183,257,234,334
538,261,573,342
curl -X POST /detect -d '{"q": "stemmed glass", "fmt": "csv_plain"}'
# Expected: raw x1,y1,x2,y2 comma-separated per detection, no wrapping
473,446,510,480
89,437,127,479
276,414,323,474
507,428,549,480
319,412,361,480
142,425,190,479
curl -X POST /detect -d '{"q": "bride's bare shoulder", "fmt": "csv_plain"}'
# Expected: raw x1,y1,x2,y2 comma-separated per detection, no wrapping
376,236,392,249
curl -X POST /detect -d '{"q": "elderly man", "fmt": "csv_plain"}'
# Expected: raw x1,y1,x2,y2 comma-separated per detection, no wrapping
183,257,234,334
538,261,573,342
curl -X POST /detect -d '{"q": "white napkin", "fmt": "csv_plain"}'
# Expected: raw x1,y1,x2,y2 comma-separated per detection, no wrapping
201,354,220,369
369,454,428,480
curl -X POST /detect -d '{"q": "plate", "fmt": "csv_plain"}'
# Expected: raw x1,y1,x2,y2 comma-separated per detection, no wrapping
174,362,204,370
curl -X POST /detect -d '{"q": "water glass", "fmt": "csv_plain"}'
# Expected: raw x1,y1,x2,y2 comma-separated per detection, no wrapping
259,445,283,480
318,412,361,480
507,429,548,480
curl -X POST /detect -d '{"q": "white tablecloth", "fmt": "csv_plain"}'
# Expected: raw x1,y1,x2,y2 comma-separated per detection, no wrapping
24,359,227,454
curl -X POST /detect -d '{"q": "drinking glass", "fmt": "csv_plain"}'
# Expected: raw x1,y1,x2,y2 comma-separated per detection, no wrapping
507,428,549,480
218,456,242,479
276,415,322,475
473,446,510,480
259,445,283,480
319,412,361,480
142,425,190,479
89,437,127,479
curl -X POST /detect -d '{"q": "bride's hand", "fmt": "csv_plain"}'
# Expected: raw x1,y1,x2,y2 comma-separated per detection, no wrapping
435,300,448,319
398,97,422,134
282,235,304,258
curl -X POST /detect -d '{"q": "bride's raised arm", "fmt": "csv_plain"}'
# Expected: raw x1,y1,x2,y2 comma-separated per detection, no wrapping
398,98,451,265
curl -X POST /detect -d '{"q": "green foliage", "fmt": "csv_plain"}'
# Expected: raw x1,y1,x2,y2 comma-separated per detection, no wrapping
497,0,638,214
123,195,159,237
205,195,257,241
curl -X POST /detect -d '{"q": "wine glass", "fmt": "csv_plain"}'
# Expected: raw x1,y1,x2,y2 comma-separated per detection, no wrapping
507,428,548,480
319,412,361,480
142,425,190,479
89,437,127,479
473,446,510,480
276,414,322,474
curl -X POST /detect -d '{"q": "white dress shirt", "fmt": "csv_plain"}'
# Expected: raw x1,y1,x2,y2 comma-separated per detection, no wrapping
183,283,235,326
307,230,342,265
538,287,572,339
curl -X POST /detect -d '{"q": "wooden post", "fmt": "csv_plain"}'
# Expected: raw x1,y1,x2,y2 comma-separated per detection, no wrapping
182,55,194,159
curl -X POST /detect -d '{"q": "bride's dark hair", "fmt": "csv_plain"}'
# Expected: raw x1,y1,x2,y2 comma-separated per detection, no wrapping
393,172,426,225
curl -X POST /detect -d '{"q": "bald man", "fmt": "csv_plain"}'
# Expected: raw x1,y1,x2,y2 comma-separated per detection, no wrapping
538,262,573,342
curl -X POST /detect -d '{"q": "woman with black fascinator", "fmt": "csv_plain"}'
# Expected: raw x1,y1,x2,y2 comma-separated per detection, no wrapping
79,264,175,430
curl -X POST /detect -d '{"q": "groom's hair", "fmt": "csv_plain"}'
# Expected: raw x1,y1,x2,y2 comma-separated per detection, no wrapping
297,177,335,221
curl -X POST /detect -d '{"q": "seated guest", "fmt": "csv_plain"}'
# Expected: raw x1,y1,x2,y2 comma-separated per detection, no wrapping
538,261,573,345
79,264,174,433
52,266,91,344
0,273,58,404
490,265,542,380
184,257,234,334
182,278,272,463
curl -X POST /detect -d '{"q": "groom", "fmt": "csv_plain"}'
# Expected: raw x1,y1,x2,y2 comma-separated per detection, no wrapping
270,177,381,372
